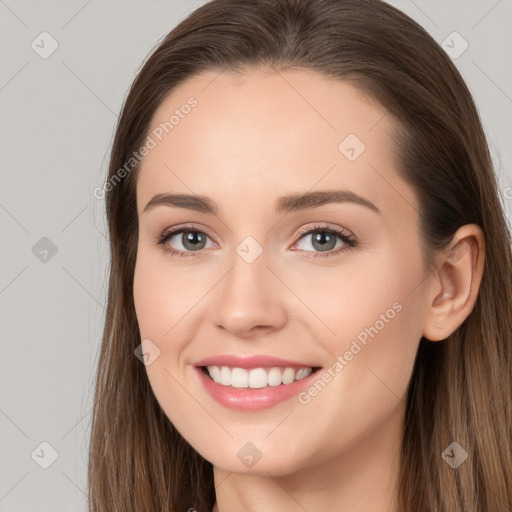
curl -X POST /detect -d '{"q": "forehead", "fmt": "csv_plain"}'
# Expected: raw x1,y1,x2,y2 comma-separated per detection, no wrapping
136,67,416,221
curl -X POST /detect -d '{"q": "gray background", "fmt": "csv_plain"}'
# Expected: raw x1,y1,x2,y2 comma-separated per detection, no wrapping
1,1,511,510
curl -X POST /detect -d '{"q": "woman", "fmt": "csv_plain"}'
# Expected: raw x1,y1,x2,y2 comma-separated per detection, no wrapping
88,0,512,510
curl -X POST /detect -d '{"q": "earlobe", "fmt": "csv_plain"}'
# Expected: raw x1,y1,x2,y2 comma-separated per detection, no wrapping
422,224,485,342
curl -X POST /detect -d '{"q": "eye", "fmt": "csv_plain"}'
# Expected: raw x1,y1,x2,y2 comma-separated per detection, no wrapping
291,224,357,258
155,223,357,259
156,225,216,258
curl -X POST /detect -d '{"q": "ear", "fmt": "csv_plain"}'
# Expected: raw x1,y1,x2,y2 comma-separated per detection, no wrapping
422,224,485,342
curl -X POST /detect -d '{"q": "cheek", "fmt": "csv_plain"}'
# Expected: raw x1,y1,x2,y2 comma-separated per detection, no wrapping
133,257,167,339
309,245,425,396
133,246,199,341
133,251,201,431
290,264,423,457
132,248,189,373
293,248,422,344
133,246,212,381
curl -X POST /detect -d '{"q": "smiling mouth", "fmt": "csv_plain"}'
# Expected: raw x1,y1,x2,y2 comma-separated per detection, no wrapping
200,365,322,389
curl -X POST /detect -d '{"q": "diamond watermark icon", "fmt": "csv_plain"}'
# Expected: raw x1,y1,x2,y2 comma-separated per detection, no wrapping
134,338,161,366
31,441,59,469
441,31,468,59
32,237,58,263
338,133,366,161
31,31,59,59
237,442,263,468
236,236,263,264
441,441,469,468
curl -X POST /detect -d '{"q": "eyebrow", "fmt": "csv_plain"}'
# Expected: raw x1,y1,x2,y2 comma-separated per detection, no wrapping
142,190,381,216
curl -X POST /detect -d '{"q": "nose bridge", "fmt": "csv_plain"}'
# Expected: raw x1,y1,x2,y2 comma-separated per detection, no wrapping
211,235,287,336
218,228,267,280
223,236,272,305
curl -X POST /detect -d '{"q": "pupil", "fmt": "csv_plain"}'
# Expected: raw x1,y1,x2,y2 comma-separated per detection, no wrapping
313,230,335,251
184,231,205,250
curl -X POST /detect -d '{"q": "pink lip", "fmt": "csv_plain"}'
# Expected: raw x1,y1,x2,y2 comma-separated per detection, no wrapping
193,365,321,412
193,354,315,370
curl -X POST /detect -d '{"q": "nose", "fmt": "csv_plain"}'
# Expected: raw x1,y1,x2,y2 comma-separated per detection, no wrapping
210,247,288,338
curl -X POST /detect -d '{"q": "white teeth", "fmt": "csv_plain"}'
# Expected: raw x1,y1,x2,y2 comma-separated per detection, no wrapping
205,366,313,388
220,366,230,386
282,367,296,385
295,367,312,380
231,367,248,388
268,367,282,387
248,368,268,389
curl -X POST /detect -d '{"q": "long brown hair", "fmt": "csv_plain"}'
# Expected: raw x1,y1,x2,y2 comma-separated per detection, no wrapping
88,0,512,510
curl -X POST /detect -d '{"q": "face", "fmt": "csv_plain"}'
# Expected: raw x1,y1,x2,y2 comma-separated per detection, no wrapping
133,67,428,476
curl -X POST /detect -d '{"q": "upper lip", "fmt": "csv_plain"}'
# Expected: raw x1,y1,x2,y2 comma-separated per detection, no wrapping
193,354,319,370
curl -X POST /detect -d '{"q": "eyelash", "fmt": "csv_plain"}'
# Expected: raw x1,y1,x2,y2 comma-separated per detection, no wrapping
155,223,358,259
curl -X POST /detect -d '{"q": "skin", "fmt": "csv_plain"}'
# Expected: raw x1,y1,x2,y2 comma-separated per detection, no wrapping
132,67,485,512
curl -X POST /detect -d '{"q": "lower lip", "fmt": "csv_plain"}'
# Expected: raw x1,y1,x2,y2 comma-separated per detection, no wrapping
194,366,320,411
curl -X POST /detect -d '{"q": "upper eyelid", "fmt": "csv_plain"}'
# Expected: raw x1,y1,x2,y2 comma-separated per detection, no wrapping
295,223,353,238
160,223,216,243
